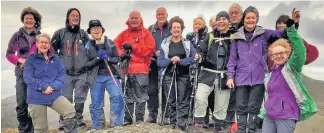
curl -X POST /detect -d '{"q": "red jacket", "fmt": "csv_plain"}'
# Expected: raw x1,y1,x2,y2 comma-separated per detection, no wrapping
114,21,155,74
268,38,319,71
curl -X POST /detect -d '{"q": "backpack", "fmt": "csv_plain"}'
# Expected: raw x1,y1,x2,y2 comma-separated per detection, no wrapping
149,23,156,33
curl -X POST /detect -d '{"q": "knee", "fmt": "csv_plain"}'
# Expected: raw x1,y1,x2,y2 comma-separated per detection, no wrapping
236,102,248,114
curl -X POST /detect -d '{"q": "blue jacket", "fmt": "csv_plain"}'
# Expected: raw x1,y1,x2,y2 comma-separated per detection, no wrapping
23,49,65,105
148,21,171,52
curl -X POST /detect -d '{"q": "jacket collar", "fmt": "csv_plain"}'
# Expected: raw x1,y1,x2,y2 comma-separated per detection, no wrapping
233,25,265,40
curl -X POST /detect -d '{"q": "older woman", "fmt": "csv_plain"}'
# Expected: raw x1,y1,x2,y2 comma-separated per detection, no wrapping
85,19,124,130
186,15,208,47
226,6,287,133
157,16,196,131
23,33,77,133
258,21,317,133
6,7,42,132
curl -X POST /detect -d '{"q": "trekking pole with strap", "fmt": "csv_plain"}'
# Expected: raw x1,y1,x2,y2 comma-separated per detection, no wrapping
103,59,134,122
174,64,179,128
161,64,177,125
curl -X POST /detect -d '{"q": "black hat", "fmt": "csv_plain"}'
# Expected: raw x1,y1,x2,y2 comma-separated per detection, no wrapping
87,19,105,34
216,11,230,21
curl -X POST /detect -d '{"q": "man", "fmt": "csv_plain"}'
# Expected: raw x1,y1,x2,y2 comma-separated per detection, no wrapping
114,10,155,125
228,3,243,30
6,7,42,133
51,8,90,130
147,7,171,123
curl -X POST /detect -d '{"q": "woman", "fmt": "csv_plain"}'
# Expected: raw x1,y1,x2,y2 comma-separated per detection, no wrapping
267,14,319,70
157,16,196,131
226,6,286,133
194,11,235,132
85,19,124,130
209,15,217,30
6,7,42,132
23,33,77,133
258,22,317,133
186,15,208,47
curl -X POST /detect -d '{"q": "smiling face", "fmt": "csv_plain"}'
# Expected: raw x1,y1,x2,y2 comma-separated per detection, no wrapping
216,17,229,33
244,12,257,31
68,10,80,26
193,18,205,33
23,14,35,29
128,11,142,28
90,26,103,40
276,22,287,31
171,22,182,38
156,7,168,25
229,7,242,24
36,36,50,54
269,39,292,66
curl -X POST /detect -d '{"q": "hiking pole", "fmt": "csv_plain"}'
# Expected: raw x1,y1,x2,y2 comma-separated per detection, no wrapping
103,59,133,122
161,64,176,125
174,64,179,128
123,50,131,95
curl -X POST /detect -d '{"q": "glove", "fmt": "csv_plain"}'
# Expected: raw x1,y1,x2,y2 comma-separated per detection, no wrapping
286,18,295,28
120,53,131,61
97,49,109,60
122,43,132,51
198,28,205,40
255,116,264,129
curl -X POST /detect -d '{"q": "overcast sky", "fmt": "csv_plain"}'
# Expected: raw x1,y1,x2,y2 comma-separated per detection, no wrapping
1,1,324,98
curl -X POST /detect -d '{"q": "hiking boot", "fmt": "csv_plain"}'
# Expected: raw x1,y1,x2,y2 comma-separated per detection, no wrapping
122,121,132,126
136,120,144,124
146,116,157,123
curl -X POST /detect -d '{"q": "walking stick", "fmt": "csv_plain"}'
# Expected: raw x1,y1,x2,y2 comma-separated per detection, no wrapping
161,64,176,125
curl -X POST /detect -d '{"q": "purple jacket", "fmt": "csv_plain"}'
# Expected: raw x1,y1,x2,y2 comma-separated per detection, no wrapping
23,49,65,105
265,65,299,120
6,27,40,76
227,26,282,86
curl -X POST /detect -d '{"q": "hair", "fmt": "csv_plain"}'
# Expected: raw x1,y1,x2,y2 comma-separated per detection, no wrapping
193,15,206,26
228,3,243,13
275,15,290,29
268,38,292,57
169,16,185,31
36,33,51,43
209,15,217,28
21,7,42,29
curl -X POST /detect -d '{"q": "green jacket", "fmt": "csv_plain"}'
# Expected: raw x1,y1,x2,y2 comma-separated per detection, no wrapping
258,26,318,121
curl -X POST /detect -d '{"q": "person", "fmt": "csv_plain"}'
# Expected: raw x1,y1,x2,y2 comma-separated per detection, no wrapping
157,16,196,131
226,6,285,133
186,15,208,48
228,3,243,30
51,8,90,130
114,10,155,125
147,7,171,123
209,15,217,30
258,20,318,133
23,33,78,133
6,7,42,133
193,11,234,132
85,19,125,130
267,13,319,69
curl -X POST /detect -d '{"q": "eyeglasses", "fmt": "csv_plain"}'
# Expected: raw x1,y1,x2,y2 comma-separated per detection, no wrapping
69,15,79,19
272,51,288,57
91,26,102,31
38,41,50,45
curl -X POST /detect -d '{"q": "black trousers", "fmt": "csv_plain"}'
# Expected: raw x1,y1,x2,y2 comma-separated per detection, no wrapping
162,73,192,129
16,75,34,133
236,84,265,133
147,61,161,119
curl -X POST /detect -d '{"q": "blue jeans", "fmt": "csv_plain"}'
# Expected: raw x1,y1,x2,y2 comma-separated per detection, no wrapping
89,75,124,129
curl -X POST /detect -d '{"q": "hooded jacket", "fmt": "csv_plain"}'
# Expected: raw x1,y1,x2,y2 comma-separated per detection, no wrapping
23,49,65,105
227,26,283,86
186,27,208,48
114,20,155,74
258,26,318,121
51,8,91,76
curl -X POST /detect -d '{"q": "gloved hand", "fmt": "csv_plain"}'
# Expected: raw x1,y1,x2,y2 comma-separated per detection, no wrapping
120,53,131,61
198,28,205,40
122,43,133,51
97,49,109,60
255,116,264,129
286,18,295,28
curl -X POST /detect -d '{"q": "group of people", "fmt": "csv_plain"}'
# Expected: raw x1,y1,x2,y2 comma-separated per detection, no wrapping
6,3,319,133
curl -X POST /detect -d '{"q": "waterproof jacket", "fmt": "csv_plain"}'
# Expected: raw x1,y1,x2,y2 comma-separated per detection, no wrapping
6,27,41,76
148,21,171,52
157,36,196,86
186,27,208,48
51,8,90,76
198,30,232,86
114,21,155,75
227,26,283,86
86,36,122,87
23,49,65,105
258,26,318,121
